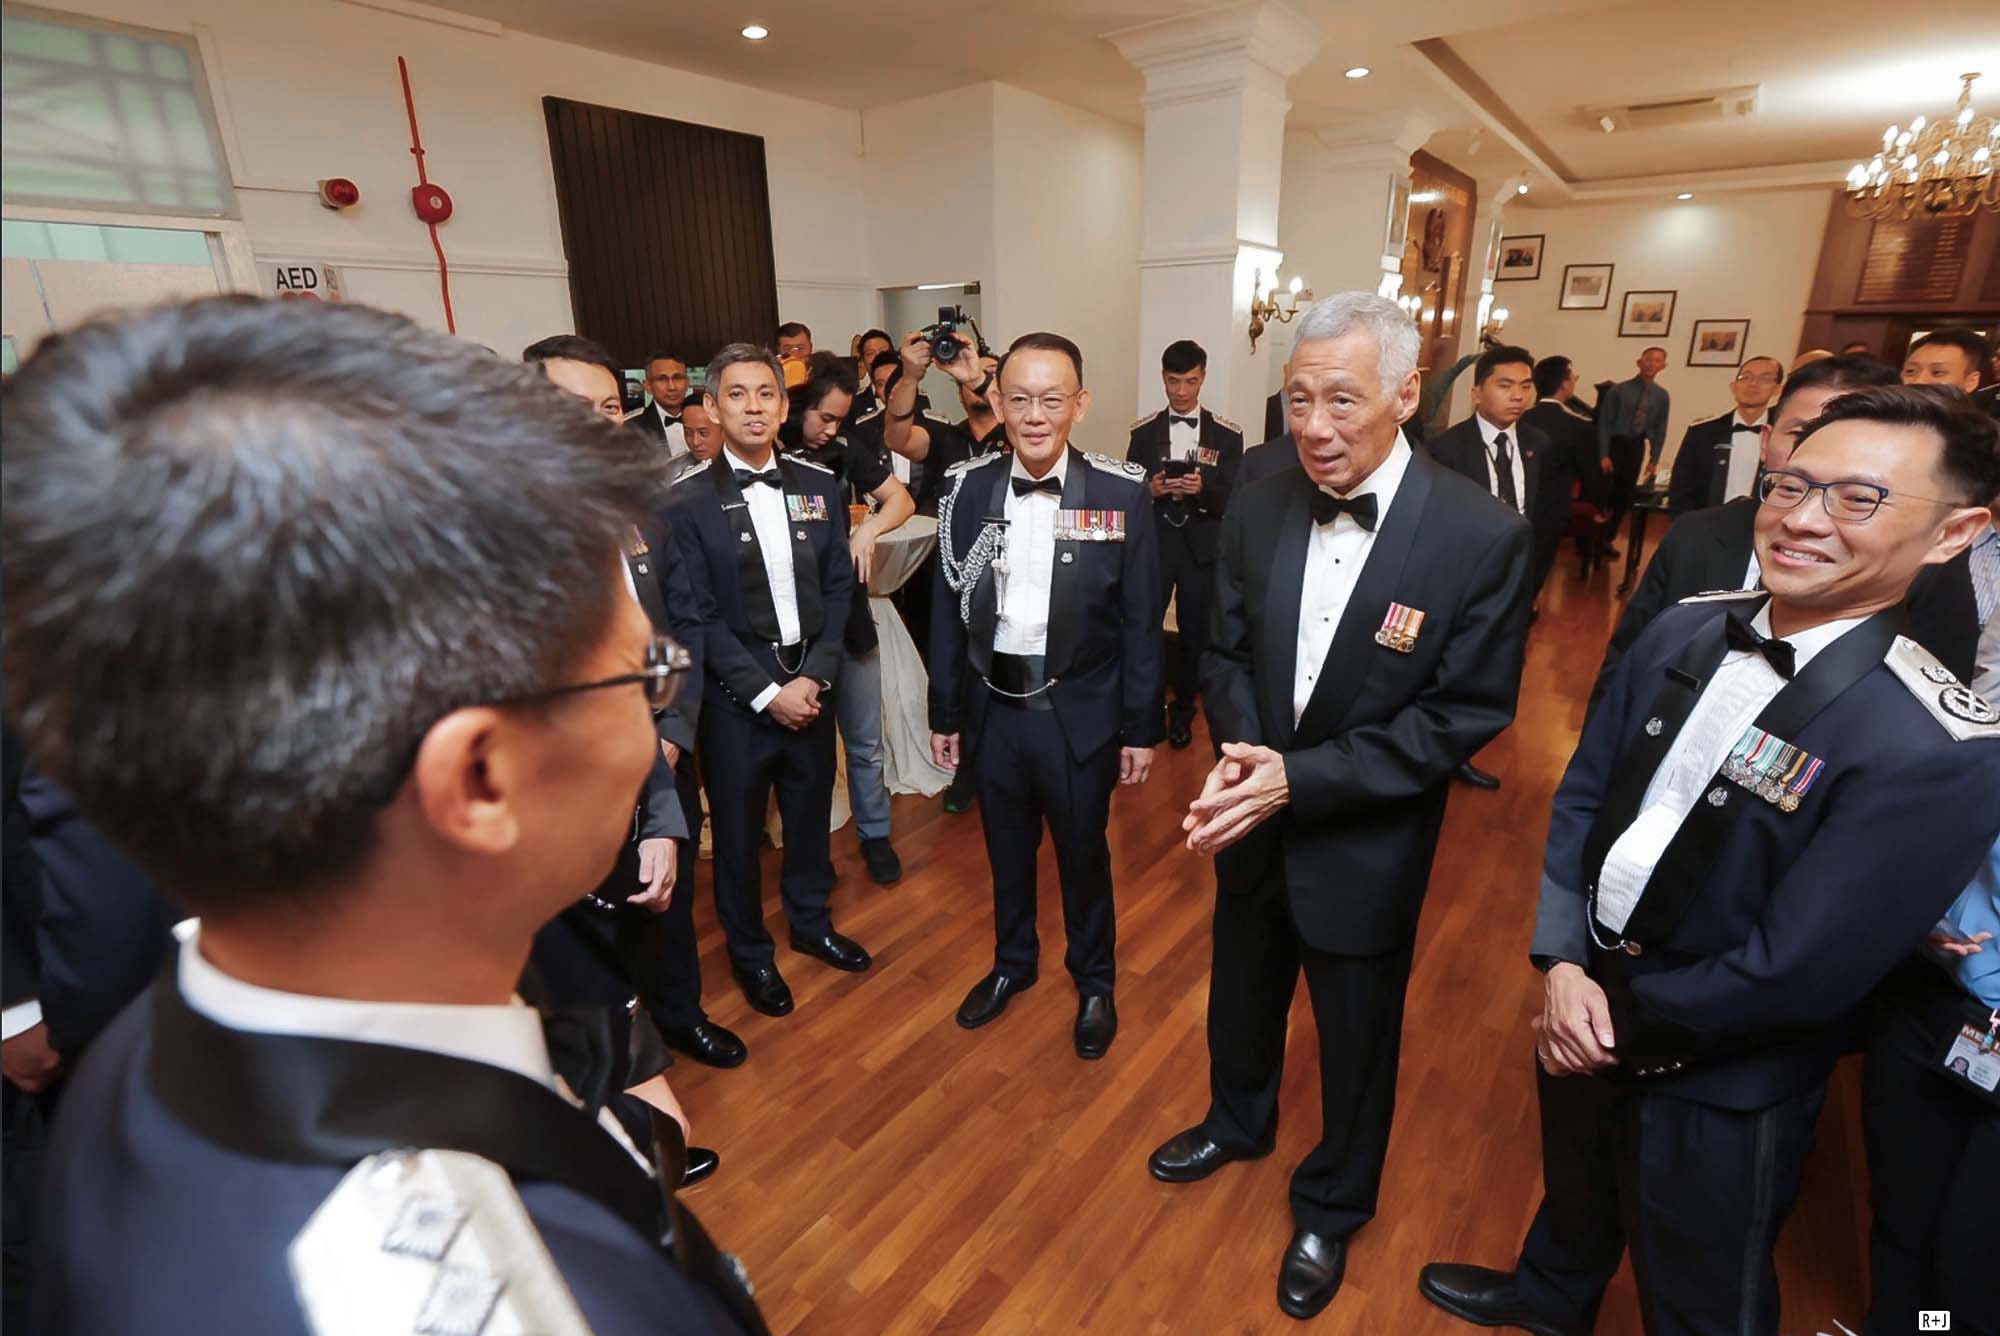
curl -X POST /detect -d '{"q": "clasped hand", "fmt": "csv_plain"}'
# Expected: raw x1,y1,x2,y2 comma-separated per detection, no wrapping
1182,742,1288,855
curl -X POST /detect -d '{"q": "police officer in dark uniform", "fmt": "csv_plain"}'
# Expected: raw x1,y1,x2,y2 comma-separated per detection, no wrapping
1420,385,2000,1336
665,343,871,1020
1126,339,1243,750
6,297,762,1335
1663,355,1784,516
928,331,1164,1059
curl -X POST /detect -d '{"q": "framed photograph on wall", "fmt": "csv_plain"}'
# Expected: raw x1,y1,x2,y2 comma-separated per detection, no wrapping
1495,234,1544,281
1618,290,1676,338
1688,318,1751,367
1558,263,1613,309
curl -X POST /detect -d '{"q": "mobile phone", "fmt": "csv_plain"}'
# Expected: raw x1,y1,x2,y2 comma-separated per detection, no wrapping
1161,459,1195,478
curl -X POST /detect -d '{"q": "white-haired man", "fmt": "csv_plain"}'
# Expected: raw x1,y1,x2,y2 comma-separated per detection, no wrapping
1146,292,1536,1320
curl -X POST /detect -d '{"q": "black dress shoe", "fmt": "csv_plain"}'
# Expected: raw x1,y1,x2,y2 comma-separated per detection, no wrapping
789,929,872,972
732,965,794,1017
1416,1263,1570,1336
682,1146,719,1187
1168,719,1193,749
860,837,903,885
1454,761,1502,790
956,969,1036,1029
942,774,976,814
1074,994,1117,1059
1146,1127,1275,1183
660,1020,748,1069
1277,1228,1347,1319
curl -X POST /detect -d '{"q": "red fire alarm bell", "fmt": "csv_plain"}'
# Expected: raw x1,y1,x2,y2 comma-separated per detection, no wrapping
317,177,360,210
411,184,453,224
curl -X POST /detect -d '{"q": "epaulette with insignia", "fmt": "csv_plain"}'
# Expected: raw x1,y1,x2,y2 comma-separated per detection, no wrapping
1884,635,2000,739
921,409,953,425
786,455,835,475
1211,413,1242,435
290,1150,592,1334
1129,409,1164,432
1678,588,1763,604
1084,451,1148,480
945,452,1003,478
852,406,884,425
670,459,711,484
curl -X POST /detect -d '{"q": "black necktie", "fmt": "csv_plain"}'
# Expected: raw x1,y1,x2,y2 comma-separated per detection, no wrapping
1723,613,1797,679
1170,414,1199,428
1492,432,1520,512
1310,490,1377,530
733,467,783,489
1012,474,1062,498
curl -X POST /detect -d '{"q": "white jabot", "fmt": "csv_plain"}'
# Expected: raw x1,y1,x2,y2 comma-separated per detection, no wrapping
996,450,1069,655
724,446,803,715
1474,414,1529,514
1594,606,1865,933
1294,439,1413,724
1169,405,1202,461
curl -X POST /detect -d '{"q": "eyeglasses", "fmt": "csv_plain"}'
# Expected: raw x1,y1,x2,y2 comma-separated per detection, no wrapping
999,391,1078,416
1755,469,1959,522
1734,370,1781,384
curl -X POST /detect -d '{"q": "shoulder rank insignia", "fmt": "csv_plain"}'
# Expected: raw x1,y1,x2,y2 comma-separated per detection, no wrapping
1129,409,1165,433
670,459,711,484
1374,602,1426,653
945,452,1003,478
1211,412,1242,436
1884,635,2000,739
290,1149,592,1336
921,409,953,425
1678,588,1763,604
852,406,884,425
786,455,834,476
1083,450,1148,480
1722,726,1822,812
1054,508,1125,542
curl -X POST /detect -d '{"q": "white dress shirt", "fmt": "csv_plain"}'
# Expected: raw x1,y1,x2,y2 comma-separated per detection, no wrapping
654,404,687,459
1168,405,1202,461
1474,414,1528,514
1294,439,1414,724
996,451,1067,655
723,447,803,713
1595,606,1864,933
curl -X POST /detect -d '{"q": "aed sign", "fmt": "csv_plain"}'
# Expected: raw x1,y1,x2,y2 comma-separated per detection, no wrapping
263,262,344,300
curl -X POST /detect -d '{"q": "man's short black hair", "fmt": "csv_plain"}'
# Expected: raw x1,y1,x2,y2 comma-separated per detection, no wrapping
1907,327,1992,380
1161,339,1207,375
1738,355,1785,382
1641,345,1668,358
1475,344,1535,385
523,333,622,383
999,332,1084,386
703,342,785,399
645,351,687,370
857,328,893,351
1796,384,2000,506
775,321,812,343
3,297,659,916
1532,355,1573,400
1773,354,1899,419
797,352,861,415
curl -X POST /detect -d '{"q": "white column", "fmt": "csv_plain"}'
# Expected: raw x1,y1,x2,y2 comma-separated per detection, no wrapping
1107,2,1322,436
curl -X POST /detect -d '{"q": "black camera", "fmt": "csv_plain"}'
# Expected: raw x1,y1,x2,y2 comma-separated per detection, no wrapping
923,305,973,363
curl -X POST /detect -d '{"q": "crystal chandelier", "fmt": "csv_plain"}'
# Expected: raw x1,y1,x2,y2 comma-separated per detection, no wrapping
1844,72,1999,219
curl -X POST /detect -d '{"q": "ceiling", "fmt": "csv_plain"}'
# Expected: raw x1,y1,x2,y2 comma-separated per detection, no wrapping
436,0,2000,201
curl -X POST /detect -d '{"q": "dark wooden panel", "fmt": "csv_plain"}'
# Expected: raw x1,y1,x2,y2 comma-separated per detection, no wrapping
542,97,779,369
1856,217,1974,305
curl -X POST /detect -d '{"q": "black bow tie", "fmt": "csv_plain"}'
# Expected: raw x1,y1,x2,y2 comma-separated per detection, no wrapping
1012,474,1062,498
1311,490,1377,530
1732,422,1763,434
733,467,783,489
1723,613,1796,679
1170,414,1199,428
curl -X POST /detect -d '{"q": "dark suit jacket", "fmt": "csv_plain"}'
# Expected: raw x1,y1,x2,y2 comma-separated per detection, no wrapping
1539,596,2000,1108
1125,407,1245,564
1202,450,1535,954
929,447,1164,761
662,455,855,721
1425,415,1554,531
1665,411,1761,515
627,402,681,443
1264,391,1284,443
1240,433,1298,487
1602,498,1981,683
1523,399,1603,512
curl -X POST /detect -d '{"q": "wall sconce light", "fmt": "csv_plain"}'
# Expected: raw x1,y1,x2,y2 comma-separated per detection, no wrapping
1479,305,1512,348
1248,270,1313,351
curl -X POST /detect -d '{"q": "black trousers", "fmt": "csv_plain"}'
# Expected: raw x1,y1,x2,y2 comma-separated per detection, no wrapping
973,693,1119,994
1157,521,1216,727
1604,433,1645,544
1200,865,1417,1238
2,1083,46,1336
1862,961,1999,1336
646,754,707,1029
699,702,837,972
1512,1061,1824,1336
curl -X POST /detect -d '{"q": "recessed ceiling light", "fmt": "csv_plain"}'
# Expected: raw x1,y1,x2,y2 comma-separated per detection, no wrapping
740,23,768,40
1516,183,1529,195
1676,191,1694,200
1344,66,1370,79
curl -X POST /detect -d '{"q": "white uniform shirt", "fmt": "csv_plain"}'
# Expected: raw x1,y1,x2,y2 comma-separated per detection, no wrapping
996,451,1068,656
1294,439,1413,724
1168,406,1202,462
1474,414,1529,514
1594,606,1863,932
723,447,803,713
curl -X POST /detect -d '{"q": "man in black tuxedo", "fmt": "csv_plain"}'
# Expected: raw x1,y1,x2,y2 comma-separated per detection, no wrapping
1425,344,1546,790
1127,339,1244,749
929,332,1163,1060
1523,355,1607,575
665,343,870,1020
1664,355,1784,516
630,351,691,454
1601,356,1983,685
1240,430,1298,485
1146,292,1534,1321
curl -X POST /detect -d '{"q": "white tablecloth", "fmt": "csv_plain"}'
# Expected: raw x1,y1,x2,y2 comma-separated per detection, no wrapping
866,516,954,797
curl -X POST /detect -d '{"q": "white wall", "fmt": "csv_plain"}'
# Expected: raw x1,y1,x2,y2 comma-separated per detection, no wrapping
38,0,870,360
1485,189,1833,469
861,85,996,295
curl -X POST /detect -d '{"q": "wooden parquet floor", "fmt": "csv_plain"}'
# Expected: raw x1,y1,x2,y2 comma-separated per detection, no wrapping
669,538,1871,1336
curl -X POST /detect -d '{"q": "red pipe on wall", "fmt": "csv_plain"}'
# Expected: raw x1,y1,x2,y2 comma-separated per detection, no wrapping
396,55,456,334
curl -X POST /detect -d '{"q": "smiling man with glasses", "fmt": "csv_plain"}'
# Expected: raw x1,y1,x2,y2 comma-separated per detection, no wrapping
1665,354,1785,515
928,331,1163,1060
1422,383,2000,1336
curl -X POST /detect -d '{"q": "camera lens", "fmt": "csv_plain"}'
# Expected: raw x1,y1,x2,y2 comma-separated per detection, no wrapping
934,333,962,361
